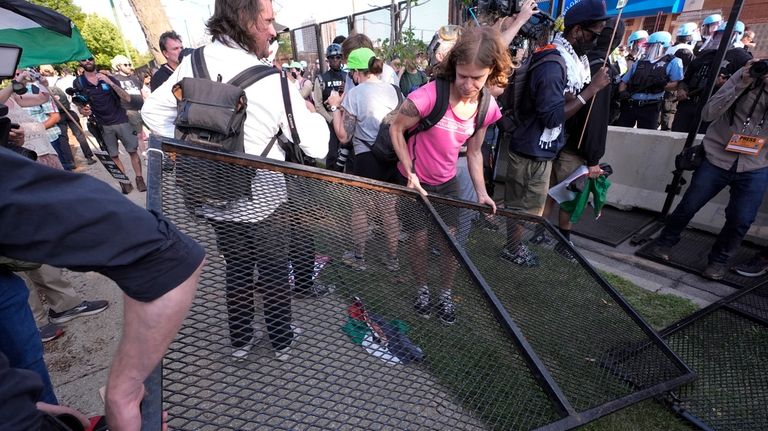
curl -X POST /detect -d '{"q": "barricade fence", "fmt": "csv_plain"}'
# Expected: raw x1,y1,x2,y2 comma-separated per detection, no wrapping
143,136,693,430
658,283,768,431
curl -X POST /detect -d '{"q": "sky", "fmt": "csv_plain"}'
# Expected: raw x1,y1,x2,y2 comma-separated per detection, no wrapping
73,0,448,54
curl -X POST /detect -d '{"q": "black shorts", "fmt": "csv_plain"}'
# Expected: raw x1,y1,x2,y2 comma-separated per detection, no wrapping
353,151,399,184
397,172,460,232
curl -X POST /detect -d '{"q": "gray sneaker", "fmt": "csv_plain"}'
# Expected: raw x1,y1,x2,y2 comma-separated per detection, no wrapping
341,251,367,271
39,323,64,343
49,300,109,324
500,244,540,268
414,286,432,319
702,263,727,281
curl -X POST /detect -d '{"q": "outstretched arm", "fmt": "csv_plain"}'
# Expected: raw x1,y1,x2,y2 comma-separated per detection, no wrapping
105,260,203,430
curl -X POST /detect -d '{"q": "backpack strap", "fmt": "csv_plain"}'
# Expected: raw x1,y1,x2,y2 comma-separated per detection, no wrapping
392,84,404,105
261,71,304,164
406,78,450,140
229,65,279,89
470,86,491,138
190,47,209,80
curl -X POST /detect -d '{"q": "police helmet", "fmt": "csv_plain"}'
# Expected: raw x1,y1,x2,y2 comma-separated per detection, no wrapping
676,22,698,37
326,43,342,58
716,20,745,33
648,31,672,48
628,30,649,44
703,14,722,26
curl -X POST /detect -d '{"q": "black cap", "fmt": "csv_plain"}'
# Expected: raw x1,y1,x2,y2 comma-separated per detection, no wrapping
564,0,609,28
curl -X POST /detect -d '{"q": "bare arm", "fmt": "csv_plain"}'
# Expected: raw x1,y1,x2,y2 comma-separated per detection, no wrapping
664,80,679,91
466,126,496,212
105,260,203,431
313,78,332,122
43,112,60,129
333,109,356,144
11,91,50,107
97,73,131,103
390,99,424,194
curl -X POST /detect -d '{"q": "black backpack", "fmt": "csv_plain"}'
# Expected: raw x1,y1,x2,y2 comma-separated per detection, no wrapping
173,47,300,207
497,52,566,134
369,78,491,163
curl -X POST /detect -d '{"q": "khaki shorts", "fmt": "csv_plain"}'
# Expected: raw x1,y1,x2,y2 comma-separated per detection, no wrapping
551,150,586,186
503,151,552,216
126,110,143,135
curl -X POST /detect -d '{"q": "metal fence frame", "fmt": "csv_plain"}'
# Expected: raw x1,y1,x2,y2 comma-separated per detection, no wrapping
140,136,695,430
658,282,768,430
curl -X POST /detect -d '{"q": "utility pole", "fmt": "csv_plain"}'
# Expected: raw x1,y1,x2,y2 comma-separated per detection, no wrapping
108,0,133,62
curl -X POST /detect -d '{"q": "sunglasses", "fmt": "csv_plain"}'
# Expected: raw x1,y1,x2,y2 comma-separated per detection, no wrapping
123,63,132,67
327,55,342,60
81,57,94,62
582,27,602,40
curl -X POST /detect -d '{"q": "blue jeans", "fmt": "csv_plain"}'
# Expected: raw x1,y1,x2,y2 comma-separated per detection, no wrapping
657,158,768,264
49,137,76,171
0,271,58,404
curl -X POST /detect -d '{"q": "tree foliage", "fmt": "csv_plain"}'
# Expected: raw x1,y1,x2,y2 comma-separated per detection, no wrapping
79,14,144,69
29,0,86,30
377,28,427,64
28,0,151,68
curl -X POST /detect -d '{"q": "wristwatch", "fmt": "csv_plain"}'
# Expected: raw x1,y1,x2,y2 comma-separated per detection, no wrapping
330,105,338,112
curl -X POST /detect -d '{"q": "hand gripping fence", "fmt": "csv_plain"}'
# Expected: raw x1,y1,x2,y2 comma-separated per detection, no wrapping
143,136,694,430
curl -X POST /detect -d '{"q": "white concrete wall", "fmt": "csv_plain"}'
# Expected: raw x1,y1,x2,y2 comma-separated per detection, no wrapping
495,126,768,241
602,126,768,241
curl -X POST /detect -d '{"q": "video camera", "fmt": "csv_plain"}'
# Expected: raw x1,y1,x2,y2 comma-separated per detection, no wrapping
478,0,526,16
749,60,768,80
65,87,91,107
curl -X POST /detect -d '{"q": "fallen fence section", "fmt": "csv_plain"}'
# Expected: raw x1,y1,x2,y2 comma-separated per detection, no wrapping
144,136,693,430
659,282,768,431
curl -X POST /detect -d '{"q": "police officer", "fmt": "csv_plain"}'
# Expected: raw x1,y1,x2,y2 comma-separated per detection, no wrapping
695,14,722,54
313,43,348,171
661,22,698,130
616,31,684,129
673,21,753,133
625,30,649,71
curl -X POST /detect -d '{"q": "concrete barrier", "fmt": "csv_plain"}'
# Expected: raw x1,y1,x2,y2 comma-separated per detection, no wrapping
496,126,768,242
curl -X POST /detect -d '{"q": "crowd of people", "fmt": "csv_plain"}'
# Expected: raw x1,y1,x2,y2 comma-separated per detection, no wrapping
2,0,768,428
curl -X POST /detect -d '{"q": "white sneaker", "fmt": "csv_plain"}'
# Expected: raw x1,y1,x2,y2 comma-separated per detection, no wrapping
231,345,251,360
275,326,302,361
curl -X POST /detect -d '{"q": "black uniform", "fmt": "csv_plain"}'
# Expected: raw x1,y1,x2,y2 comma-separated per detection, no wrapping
672,47,753,133
315,68,347,170
661,45,695,130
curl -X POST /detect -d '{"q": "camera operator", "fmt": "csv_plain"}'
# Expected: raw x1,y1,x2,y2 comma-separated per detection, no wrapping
73,56,146,194
651,60,768,280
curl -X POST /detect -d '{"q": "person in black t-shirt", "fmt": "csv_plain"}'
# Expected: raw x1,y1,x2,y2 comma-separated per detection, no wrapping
0,147,205,429
74,56,146,194
150,31,184,92
313,43,347,171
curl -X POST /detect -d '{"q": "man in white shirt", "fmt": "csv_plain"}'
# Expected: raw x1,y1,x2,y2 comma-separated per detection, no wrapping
142,0,328,362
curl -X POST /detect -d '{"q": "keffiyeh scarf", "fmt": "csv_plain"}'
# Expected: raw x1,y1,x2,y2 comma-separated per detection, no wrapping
553,33,591,95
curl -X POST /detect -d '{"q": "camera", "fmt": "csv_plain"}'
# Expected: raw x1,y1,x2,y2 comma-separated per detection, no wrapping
65,87,91,107
478,0,525,16
749,60,768,79
336,146,350,171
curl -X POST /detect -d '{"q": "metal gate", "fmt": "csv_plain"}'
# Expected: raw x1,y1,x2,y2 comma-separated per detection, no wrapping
143,136,694,430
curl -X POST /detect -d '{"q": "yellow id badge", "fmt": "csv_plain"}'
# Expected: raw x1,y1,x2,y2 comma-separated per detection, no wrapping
725,134,766,156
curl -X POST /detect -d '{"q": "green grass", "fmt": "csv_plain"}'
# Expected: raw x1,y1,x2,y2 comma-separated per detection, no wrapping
600,271,700,331
582,271,700,431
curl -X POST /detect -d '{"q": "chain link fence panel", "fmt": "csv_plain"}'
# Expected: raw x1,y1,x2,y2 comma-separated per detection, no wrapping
145,137,694,430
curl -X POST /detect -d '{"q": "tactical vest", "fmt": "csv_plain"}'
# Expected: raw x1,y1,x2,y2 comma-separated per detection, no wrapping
628,55,673,95
319,69,347,106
